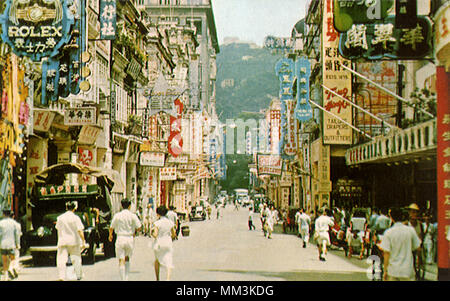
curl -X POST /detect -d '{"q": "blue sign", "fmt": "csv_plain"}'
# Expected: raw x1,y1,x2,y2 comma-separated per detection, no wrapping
100,0,117,40
275,58,297,159
41,0,87,105
295,58,313,122
0,0,74,62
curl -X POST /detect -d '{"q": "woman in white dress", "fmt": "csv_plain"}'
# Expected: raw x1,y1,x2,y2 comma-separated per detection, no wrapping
152,206,176,281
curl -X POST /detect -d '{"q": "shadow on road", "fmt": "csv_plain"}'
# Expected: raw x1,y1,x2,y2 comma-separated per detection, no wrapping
200,268,371,281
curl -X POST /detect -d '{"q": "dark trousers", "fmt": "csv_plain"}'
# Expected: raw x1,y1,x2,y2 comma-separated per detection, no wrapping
248,220,255,230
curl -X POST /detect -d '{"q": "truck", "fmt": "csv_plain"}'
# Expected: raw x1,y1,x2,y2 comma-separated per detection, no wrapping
234,188,250,206
23,163,125,266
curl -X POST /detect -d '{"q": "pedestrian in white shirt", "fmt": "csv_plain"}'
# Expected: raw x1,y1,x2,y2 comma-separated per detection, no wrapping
248,207,255,230
55,201,86,281
314,208,334,261
8,215,22,280
379,207,421,281
295,209,302,237
167,206,179,239
298,209,311,248
109,198,142,281
266,206,276,239
152,206,176,281
0,209,21,281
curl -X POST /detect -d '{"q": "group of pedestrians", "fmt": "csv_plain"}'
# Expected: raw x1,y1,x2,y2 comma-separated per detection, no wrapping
51,198,178,281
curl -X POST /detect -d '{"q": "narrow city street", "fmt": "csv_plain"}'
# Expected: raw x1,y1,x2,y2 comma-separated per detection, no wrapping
16,206,371,281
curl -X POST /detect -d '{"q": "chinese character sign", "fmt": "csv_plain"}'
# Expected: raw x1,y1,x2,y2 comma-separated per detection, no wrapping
100,0,117,40
339,16,432,60
275,58,297,158
437,67,450,271
295,58,312,122
0,0,75,62
323,0,353,145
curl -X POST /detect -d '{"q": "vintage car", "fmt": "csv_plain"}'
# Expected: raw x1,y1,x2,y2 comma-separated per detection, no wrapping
23,163,124,265
189,206,207,221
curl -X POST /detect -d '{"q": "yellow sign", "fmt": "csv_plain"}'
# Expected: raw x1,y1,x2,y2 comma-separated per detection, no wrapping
322,0,352,145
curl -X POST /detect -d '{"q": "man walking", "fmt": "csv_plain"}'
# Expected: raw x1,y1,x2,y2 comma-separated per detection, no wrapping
0,209,21,281
379,207,421,281
55,201,86,281
248,207,255,230
298,209,311,248
315,208,334,261
109,198,142,281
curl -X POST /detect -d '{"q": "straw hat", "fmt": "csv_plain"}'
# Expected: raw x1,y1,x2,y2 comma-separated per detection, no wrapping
407,203,420,211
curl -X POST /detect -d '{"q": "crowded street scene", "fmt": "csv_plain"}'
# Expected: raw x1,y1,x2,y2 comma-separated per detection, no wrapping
0,0,449,286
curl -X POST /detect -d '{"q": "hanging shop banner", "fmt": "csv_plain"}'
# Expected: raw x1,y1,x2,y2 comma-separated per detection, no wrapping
40,2,87,105
33,109,55,132
275,58,297,158
338,16,433,60
0,0,75,62
323,0,353,145
78,146,95,185
168,154,188,164
149,73,182,116
99,0,117,40
436,67,450,271
333,0,394,32
264,36,293,51
140,152,165,167
435,2,450,66
78,125,102,145
257,154,283,176
160,167,177,181
168,111,183,158
355,61,397,136
64,107,96,126
295,58,312,122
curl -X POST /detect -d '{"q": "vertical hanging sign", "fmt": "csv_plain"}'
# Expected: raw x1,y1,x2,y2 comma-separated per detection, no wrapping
322,0,353,145
437,67,450,277
275,58,297,158
295,58,312,122
100,0,117,40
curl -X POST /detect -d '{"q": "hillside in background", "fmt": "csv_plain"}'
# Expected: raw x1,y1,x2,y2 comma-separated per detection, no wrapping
215,41,283,122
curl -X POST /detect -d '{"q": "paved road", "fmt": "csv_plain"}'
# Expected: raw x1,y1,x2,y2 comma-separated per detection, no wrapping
15,205,376,281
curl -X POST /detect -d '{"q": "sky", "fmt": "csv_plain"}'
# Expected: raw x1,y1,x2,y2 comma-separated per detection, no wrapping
211,0,307,46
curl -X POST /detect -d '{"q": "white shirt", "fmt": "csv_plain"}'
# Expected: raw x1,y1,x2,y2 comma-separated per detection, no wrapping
315,215,334,233
298,213,311,230
56,211,84,246
110,209,142,236
166,210,178,226
295,212,301,224
154,217,175,240
351,217,366,232
379,222,421,279
0,218,20,250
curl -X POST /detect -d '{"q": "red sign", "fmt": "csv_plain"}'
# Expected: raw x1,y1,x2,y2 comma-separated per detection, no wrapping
437,67,450,273
168,116,183,157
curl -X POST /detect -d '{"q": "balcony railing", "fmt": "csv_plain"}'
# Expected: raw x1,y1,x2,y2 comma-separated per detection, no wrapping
345,119,437,165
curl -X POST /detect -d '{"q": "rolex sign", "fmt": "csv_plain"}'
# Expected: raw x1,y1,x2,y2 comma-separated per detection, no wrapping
0,0,74,62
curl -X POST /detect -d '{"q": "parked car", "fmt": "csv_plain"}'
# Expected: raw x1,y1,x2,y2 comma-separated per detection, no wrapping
189,206,207,221
23,163,124,266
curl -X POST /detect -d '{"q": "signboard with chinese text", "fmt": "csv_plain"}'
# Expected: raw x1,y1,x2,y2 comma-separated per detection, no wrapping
264,36,293,51
140,152,165,167
78,125,102,145
323,0,353,145
275,58,298,158
100,0,117,40
295,58,312,122
64,107,96,126
339,16,433,60
437,67,450,271
0,0,74,61
149,74,182,116
257,154,283,176
160,167,177,181
33,110,55,132
435,2,450,66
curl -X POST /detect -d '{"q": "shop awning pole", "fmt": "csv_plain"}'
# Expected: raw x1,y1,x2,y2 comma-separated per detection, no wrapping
309,100,374,140
322,84,397,129
341,64,435,119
